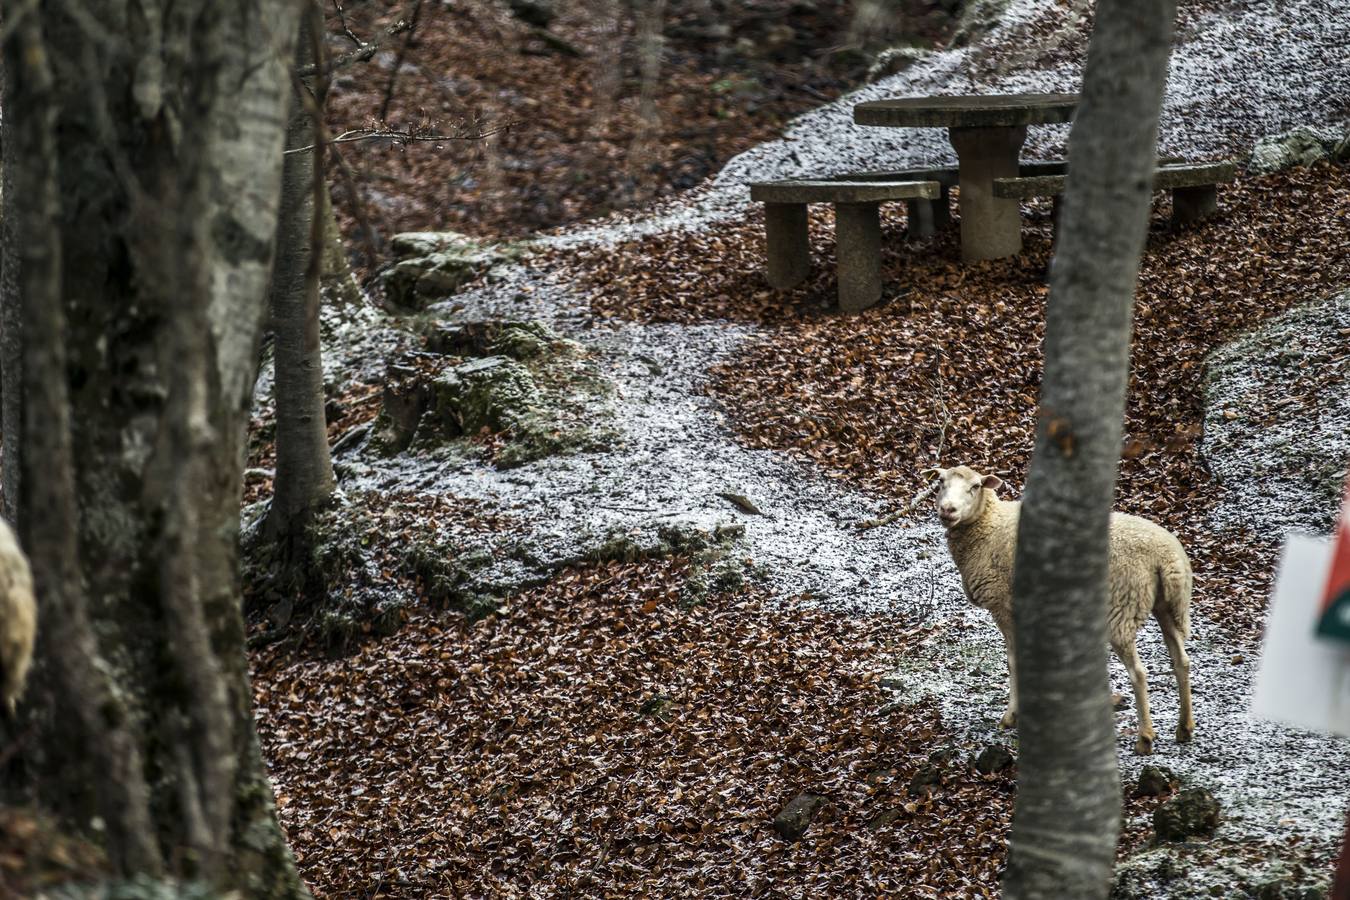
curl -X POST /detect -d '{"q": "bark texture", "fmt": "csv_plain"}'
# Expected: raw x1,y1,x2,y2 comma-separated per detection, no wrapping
2,2,307,895
266,3,336,541
1002,2,1177,898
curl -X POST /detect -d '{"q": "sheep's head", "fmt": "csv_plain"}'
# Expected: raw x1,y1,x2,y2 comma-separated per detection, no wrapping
927,465,1003,529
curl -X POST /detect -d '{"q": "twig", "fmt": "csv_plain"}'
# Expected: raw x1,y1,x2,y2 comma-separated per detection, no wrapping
0,0,40,52
325,141,384,268
855,480,940,531
296,17,412,78
933,352,951,461
379,0,424,122
283,124,513,155
331,0,363,46
575,837,613,890
717,491,766,516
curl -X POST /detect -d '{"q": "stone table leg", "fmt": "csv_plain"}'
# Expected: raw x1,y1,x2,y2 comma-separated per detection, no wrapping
949,125,1028,262
764,202,811,289
835,201,881,313
1171,185,1217,228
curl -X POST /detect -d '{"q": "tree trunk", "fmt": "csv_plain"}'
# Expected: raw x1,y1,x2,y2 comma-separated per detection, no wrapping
1002,2,1177,898
266,4,336,542
0,27,21,523
3,3,308,895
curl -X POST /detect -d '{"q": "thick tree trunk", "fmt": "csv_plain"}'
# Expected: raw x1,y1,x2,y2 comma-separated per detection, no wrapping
267,5,336,542
0,35,20,523
3,3,308,895
1002,2,1177,898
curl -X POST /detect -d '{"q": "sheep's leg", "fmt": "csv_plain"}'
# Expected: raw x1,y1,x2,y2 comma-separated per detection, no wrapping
996,620,1018,729
1114,640,1155,755
1158,615,1195,743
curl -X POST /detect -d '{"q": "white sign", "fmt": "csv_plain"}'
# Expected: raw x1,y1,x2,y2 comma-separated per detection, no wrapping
1252,534,1350,737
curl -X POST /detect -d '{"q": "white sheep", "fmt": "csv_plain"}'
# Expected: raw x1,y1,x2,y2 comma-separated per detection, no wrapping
0,516,34,717
930,465,1193,755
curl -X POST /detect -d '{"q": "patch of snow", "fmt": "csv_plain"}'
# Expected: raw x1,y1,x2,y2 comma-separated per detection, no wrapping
1203,288,1350,536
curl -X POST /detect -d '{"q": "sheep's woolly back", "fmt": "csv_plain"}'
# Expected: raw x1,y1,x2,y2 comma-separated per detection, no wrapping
1105,511,1193,643
944,490,1020,629
0,518,35,715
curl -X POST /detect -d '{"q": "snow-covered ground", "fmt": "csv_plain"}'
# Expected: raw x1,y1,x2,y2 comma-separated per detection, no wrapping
307,0,1350,892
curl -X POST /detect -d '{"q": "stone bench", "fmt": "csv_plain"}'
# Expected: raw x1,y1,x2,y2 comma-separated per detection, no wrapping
992,161,1237,228
835,160,1068,238
749,179,939,312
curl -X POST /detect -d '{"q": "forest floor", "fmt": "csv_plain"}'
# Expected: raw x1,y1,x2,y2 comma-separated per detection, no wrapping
246,0,1350,898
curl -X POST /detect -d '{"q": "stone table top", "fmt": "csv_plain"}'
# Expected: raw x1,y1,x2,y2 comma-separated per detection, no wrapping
853,93,1080,129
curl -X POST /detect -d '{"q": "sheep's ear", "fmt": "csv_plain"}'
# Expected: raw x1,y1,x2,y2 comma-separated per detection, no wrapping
921,466,945,479
981,474,1003,491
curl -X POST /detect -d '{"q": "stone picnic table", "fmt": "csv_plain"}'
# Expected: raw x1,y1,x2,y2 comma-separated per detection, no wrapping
853,93,1079,262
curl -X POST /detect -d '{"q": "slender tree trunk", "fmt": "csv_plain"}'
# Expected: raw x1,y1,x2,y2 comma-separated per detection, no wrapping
267,3,336,542
1002,2,1177,898
3,3,308,895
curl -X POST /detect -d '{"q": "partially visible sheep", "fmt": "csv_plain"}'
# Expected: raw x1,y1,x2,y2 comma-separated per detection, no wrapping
0,517,35,717
930,465,1193,755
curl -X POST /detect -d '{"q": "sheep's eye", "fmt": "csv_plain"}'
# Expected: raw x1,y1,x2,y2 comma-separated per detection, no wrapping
969,484,979,493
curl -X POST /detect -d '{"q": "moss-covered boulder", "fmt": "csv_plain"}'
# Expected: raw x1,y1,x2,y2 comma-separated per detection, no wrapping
428,356,539,436
491,321,573,360
1248,126,1347,175
241,497,409,655
378,232,509,311
1154,787,1221,842
582,521,754,605
371,319,614,465
772,793,830,842
867,45,930,82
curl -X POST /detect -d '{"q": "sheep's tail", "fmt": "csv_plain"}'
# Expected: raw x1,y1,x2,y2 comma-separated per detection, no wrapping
1159,547,1193,641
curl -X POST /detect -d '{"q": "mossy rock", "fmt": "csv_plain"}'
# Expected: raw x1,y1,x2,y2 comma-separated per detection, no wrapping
1154,787,1221,842
418,319,572,361
867,45,930,82
400,540,503,620
951,0,1012,47
1114,845,1331,900
47,876,229,899
372,319,615,466
241,501,408,655
1248,125,1344,175
378,232,513,311
490,321,573,360
581,521,754,606
428,355,539,436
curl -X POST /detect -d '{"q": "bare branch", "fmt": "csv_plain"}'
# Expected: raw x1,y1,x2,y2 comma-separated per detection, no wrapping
379,0,424,122
326,141,384,268
296,16,411,78
283,123,513,155
0,0,42,52
331,0,363,46
855,481,940,531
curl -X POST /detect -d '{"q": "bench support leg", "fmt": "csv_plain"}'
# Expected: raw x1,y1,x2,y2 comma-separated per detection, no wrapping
905,198,936,240
835,201,882,313
933,184,953,231
764,202,811,289
1171,185,1217,228
949,125,1028,262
